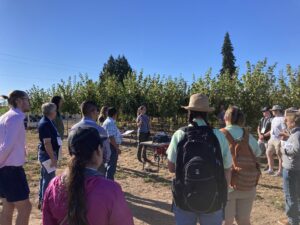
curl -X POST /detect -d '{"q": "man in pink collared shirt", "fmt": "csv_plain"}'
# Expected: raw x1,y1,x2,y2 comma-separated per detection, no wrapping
0,90,32,225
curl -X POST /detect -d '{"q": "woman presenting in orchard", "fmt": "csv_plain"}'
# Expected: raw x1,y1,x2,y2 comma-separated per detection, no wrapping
136,105,151,163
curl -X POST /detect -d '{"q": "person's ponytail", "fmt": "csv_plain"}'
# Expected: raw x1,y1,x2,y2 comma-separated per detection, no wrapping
1,91,27,108
66,156,88,225
0,95,9,100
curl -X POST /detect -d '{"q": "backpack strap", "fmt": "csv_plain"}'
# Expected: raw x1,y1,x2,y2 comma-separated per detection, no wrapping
241,129,260,165
220,128,238,167
220,128,259,167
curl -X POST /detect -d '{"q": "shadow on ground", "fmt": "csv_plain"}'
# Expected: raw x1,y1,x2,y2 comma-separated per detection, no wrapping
119,167,171,186
126,193,174,225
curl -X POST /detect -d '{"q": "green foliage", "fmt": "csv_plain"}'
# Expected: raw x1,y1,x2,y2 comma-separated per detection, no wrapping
56,76,80,115
99,55,132,83
27,85,50,114
0,106,8,116
27,60,300,130
220,32,237,78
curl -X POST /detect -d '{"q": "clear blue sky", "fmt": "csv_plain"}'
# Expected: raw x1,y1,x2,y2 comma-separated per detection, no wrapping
1,0,300,94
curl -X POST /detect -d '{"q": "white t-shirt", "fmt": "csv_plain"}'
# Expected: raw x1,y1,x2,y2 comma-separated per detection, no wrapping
270,116,286,140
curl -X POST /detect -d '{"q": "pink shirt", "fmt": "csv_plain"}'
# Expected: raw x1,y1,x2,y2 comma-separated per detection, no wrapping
43,176,135,225
0,108,26,168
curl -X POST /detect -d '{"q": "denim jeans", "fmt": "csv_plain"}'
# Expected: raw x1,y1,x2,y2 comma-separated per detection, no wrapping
173,205,223,225
106,144,118,180
38,151,56,203
39,165,55,202
283,168,300,225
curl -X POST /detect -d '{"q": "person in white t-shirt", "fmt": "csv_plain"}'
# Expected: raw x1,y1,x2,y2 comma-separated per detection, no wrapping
265,105,286,176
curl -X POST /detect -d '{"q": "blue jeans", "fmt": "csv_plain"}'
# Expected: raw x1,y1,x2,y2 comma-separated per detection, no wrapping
173,205,223,225
106,144,118,180
283,168,300,225
38,151,56,203
39,165,55,202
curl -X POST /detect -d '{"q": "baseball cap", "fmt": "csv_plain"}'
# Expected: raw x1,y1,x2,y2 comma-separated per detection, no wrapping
68,126,105,156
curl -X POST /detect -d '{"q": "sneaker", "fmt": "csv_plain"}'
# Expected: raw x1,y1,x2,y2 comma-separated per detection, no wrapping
277,218,291,225
264,170,274,175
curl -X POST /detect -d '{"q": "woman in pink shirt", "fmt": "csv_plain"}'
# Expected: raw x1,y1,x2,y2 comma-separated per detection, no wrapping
42,126,134,225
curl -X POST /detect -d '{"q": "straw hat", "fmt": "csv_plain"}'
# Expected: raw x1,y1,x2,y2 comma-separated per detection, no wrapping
182,94,214,112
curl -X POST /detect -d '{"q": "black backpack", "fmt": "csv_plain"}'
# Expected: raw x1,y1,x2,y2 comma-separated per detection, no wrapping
172,123,227,213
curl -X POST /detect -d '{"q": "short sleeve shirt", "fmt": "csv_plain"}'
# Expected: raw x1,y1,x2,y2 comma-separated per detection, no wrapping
224,125,261,157
102,117,122,145
137,114,150,133
38,116,60,158
270,116,286,140
167,119,232,169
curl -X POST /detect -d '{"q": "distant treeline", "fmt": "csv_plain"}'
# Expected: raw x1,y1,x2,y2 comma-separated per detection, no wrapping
24,59,299,129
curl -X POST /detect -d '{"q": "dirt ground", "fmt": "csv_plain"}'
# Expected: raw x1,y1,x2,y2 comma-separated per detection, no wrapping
1,130,286,225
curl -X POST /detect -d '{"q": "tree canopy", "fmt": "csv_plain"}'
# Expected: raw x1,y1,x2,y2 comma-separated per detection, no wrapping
220,32,237,78
99,55,132,83
27,60,300,129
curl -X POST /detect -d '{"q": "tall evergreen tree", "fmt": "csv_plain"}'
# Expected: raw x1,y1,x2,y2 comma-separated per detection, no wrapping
99,55,132,83
220,32,236,78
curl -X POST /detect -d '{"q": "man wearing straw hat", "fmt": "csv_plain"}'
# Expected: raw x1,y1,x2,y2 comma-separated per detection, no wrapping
167,93,232,225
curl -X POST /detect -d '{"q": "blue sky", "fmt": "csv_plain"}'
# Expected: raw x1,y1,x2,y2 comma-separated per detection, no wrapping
0,0,300,94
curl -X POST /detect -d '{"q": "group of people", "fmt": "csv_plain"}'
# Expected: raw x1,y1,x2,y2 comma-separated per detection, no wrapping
0,90,299,225
257,105,300,225
167,94,300,225
0,91,133,225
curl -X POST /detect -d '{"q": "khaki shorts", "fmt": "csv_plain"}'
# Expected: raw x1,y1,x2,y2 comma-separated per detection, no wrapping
267,139,281,156
224,188,256,221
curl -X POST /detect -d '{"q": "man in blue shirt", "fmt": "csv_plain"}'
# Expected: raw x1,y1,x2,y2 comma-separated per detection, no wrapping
103,107,122,180
71,101,111,172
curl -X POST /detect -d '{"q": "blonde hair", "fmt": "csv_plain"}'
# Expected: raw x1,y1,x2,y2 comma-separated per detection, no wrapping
224,106,245,126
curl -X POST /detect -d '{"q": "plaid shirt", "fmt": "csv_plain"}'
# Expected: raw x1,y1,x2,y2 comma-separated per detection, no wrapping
103,117,122,145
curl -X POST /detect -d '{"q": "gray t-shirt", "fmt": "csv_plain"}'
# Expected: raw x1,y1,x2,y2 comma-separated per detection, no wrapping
282,127,300,170
137,114,150,133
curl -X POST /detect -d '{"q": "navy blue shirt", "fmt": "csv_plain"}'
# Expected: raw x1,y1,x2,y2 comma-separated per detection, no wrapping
38,116,60,161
